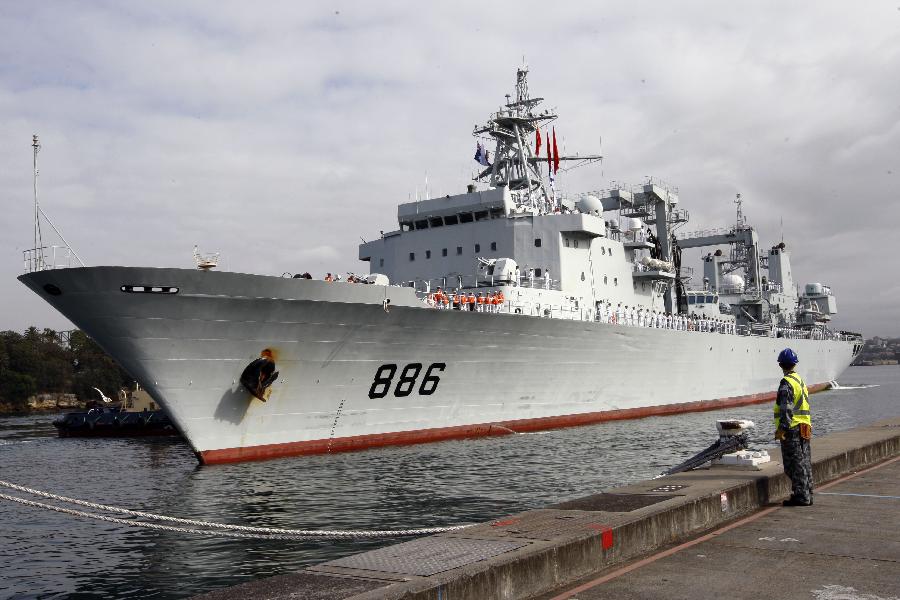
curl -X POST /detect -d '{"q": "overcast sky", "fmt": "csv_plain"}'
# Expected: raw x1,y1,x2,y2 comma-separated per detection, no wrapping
1,1,898,338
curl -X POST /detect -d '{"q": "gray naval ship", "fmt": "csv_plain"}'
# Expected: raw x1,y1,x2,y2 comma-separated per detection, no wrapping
19,68,863,464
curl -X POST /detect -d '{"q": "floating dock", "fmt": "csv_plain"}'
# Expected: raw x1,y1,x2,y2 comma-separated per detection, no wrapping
197,418,900,600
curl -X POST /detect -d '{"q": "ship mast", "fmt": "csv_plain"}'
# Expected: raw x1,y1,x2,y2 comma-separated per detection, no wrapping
32,135,44,270
473,67,601,213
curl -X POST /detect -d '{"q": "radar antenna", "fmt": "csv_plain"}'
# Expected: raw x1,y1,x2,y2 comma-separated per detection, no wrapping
734,193,746,230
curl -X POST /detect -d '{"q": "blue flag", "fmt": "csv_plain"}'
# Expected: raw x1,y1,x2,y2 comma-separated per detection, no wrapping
474,142,491,167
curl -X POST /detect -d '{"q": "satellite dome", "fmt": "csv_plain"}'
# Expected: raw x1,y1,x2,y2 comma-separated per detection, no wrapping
722,274,745,291
577,194,603,214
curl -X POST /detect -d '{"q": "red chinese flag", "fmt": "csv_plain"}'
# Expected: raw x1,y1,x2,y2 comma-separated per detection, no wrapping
535,128,542,155
552,127,560,174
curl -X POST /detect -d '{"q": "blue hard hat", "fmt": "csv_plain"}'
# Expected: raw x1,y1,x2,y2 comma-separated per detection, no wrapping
777,348,799,366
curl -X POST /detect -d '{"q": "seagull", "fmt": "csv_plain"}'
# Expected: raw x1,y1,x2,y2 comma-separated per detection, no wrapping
92,387,112,403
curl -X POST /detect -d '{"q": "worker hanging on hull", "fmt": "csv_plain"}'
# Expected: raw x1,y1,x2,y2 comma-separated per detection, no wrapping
774,348,813,506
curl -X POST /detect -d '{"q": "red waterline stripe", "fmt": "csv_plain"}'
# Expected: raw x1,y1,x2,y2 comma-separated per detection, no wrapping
549,454,900,599
198,383,830,464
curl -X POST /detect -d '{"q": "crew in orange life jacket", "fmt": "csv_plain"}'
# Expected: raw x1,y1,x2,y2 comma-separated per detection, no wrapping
442,293,450,309
434,287,444,309
452,291,461,309
476,293,486,312
467,292,476,310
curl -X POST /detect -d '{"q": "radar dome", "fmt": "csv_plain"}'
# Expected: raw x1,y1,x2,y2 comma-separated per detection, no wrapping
722,274,745,291
623,217,643,232
577,195,603,214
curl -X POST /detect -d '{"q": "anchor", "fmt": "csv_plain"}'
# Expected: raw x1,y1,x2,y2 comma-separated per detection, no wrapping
239,349,279,402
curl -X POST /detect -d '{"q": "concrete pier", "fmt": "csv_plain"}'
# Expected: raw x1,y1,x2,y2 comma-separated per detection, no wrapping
196,418,900,600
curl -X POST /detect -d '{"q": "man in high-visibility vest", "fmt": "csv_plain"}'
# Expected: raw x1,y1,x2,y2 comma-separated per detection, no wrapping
774,348,813,506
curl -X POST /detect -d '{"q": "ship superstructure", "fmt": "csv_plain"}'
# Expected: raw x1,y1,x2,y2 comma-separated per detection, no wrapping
19,69,862,464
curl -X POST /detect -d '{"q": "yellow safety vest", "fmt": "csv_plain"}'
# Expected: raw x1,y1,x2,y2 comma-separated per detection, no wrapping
774,371,810,428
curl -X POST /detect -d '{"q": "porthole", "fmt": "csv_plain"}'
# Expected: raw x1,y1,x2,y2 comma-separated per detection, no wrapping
581,272,586,281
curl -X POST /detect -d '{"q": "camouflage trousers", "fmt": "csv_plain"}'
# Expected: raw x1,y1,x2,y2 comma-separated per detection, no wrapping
780,428,813,504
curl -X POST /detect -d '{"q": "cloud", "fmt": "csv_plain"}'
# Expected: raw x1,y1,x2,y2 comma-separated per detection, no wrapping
1,1,898,337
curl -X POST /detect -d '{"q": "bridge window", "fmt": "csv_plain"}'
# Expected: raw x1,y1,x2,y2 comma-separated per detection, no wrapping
474,210,489,221
429,217,443,228
400,221,412,231
534,238,542,248
414,219,428,230
459,213,474,223
444,215,459,225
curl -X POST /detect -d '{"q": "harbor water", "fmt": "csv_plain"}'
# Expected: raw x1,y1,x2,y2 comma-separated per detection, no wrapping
1,367,898,599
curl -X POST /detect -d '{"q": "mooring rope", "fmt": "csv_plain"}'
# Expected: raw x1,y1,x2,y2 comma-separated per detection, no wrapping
0,479,472,539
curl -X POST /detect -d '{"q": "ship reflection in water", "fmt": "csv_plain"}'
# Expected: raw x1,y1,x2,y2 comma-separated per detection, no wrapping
0,367,897,599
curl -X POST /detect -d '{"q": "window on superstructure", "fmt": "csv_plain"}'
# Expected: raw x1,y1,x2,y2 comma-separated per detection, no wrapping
490,242,497,251
426,250,431,259
409,252,415,261
460,213,473,223
475,244,480,253
414,219,428,230
574,239,579,248
490,208,504,219
456,246,463,255
401,221,412,231
565,238,570,248
445,215,459,225
379,258,384,267
604,276,608,284
429,217,443,228
474,211,489,221
442,248,448,257
602,247,606,255
535,268,542,278
535,238,542,248
614,277,618,286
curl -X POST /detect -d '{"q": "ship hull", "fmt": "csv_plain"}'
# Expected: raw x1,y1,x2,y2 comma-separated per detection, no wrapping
20,267,856,464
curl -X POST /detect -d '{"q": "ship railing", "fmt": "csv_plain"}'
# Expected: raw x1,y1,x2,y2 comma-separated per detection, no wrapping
410,275,561,293
23,245,81,273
